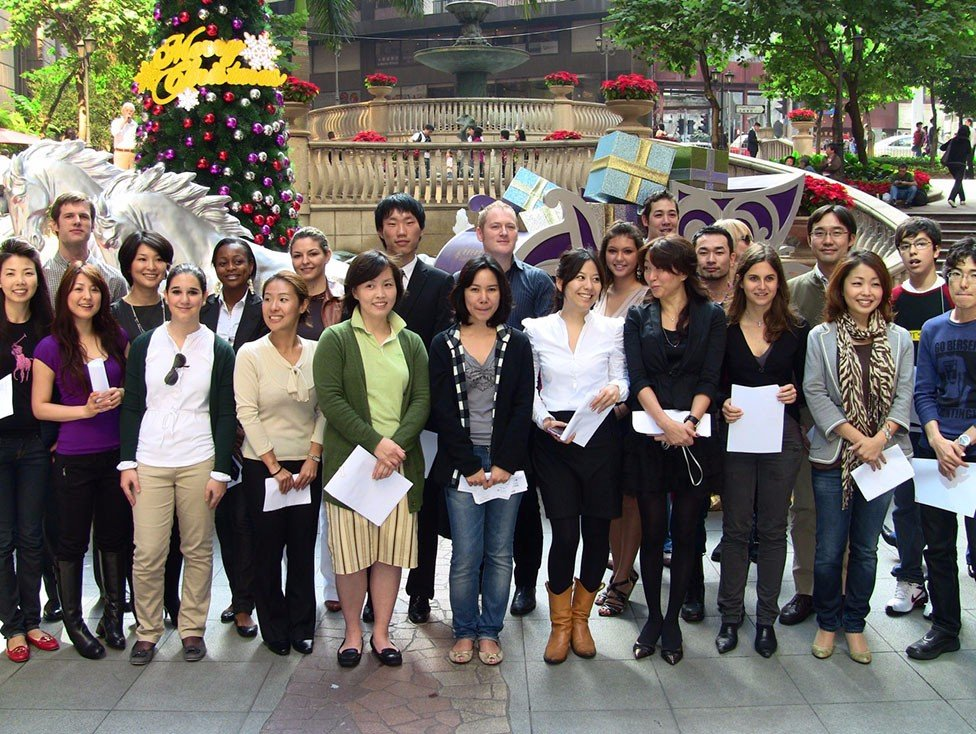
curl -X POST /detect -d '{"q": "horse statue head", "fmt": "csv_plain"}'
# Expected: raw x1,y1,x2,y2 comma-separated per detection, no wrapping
2,140,122,251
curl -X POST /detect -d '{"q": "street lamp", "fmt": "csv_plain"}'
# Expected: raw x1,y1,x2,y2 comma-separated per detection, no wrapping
724,70,735,143
76,34,96,145
334,46,341,104
595,32,617,82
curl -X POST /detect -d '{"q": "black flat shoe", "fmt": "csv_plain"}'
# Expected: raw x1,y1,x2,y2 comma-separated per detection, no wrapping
633,641,655,659
265,639,290,656
661,647,684,665
715,622,739,654
361,600,374,624
236,622,258,638
337,638,363,668
370,636,402,666
220,607,235,624
680,600,705,623
881,524,897,548
291,639,314,655
754,624,777,658
129,641,155,666
407,595,430,624
43,599,63,623
779,593,814,626
510,586,536,616
906,629,961,660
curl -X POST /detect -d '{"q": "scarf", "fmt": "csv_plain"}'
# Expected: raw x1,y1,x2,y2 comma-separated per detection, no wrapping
835,311,895,508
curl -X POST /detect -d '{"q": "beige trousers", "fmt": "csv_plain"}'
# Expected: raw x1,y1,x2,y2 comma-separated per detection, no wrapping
113,150,135,169
132,459,215,642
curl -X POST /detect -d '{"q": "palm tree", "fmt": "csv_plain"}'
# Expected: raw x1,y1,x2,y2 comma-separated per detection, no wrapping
309,0,426,51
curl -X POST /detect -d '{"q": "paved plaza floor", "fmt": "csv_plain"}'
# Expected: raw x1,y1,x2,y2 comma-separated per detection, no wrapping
2,510,976,734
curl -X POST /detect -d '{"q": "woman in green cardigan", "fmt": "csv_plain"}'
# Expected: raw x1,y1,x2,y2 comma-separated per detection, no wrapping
118,263,237,666
314,249,430,669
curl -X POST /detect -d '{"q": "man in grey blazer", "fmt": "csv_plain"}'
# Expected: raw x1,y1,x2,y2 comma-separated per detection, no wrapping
780,205,856,625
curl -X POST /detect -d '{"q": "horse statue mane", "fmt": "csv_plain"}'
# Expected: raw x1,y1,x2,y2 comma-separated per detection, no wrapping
7,140,120,193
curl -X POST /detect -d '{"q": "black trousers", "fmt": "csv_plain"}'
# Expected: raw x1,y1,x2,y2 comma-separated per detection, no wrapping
53,451,132,561
242,459,321,643
512,470,543,588
406,474,442,600
215,465,255,615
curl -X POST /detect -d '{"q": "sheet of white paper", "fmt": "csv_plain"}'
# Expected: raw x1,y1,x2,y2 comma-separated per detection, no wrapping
263,475,312,512
226,456,243,490
87,358,110,392
632,410,712,438
420,430,437,478
851,446,914,501
323,445,413,526
0,374,12,420
457,471,528,505
913,459,976,517
559,390,613,447
726,384,784,453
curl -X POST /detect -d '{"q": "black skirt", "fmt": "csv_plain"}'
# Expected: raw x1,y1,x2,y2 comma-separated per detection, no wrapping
531,410,622,520
622,413,724,497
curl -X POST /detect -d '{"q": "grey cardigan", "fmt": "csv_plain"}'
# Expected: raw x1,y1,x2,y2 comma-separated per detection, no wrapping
803,321,914,465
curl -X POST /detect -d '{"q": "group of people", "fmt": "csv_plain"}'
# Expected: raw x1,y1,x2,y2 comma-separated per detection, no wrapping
1,186,973,676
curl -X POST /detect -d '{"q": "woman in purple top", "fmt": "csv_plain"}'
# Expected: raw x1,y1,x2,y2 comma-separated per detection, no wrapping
0,238,59,664
32,263,131,660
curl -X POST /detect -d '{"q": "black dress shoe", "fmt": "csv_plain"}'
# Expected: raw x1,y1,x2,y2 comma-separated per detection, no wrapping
370,636,402,666
715,622,739,654
661,646,684,665
906,629,961,660
680,599,705,623
337,638,363,668
265,639,290,656
236,622,258,638
407,595,430,624
220,607,235,623
291,639,314,655
362,600,374,624
881,524,898,548
510,586,536,616
754,624,777,658
710,543,722,562
779,593,814,625
43,599,63,623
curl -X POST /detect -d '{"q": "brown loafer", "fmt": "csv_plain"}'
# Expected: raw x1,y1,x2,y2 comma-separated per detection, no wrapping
129,641,156,666
181,636,207,662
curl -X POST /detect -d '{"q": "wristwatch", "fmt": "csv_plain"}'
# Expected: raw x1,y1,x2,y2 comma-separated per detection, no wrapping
955,434,972,448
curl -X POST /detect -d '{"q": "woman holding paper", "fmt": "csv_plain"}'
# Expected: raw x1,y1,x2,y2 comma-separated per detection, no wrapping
594,222,649,617
0,239,58,663
32,264,131,659
118,263,237,666
314,250,429,669
716,245,809,657
234,271,323,656
623,236,726,665
429,255,534,665
804,250,914,664
523,248,628,665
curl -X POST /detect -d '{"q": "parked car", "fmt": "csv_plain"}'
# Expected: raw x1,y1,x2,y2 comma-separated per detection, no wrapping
874,134,914,157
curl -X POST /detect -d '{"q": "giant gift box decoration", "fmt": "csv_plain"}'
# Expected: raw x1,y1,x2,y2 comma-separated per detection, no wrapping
502,168,559,212
669,146,729,192
583,132,676,205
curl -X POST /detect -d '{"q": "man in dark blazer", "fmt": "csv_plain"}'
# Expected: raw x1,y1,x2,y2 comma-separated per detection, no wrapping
375,193,454,625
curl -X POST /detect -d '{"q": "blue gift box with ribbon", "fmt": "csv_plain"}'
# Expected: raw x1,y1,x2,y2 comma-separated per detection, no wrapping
670,146,729,191
583,132,676,205
501,168,559,212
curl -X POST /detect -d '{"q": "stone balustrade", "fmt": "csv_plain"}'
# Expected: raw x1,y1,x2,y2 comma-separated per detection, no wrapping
307,97,620,142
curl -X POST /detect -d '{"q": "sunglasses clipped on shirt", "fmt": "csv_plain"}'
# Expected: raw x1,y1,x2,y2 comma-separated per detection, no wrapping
164,353,188,386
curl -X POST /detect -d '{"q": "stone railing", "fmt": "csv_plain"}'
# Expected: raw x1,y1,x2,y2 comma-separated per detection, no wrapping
306,140,597,206
758,138,794,161
307,97,620,142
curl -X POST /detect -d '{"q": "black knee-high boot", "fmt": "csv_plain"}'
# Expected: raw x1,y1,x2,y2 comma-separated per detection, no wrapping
56,559,105,659
95,551,127,650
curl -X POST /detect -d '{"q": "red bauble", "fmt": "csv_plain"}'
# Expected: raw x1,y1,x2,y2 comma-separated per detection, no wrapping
152,105,163,115
178,10,190,22
223,92,235,103
254,234,265,244
203,113,215,124
271,160,282,171
197,158,209,169
203,131,214,142
201,0,212,4
142,97,153,109
286,228,295,238
206,24,218,37
182,118,193,129
218,151,228,161
278,236,287,246
265,104,276,114
253,214,265,225
150,121,160,132
242,204,254,214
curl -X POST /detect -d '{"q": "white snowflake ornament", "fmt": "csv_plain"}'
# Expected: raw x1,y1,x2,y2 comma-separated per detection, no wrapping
176,87,200,111
240,32,281,71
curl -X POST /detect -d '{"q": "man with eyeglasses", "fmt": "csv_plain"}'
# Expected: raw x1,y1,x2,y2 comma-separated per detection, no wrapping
906,237,976,660
779,204,856,625
883,217,952,618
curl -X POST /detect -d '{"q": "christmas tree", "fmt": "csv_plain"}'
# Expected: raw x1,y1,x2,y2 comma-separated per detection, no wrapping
134,0,301,249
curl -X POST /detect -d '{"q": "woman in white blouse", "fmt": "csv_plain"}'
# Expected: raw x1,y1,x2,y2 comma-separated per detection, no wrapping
234,272,324,657
119,263,237,666
523,249,628,665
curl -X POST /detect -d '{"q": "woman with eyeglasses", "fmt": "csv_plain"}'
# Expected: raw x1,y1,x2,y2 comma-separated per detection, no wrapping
201,238,268,639
0,239,57,664
804,251,914,665
119,263,237,666
624,236,726,665
32,264,131,659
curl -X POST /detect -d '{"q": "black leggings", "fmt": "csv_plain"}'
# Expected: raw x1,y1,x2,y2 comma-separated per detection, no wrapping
637,491,706,649
547,516,610,594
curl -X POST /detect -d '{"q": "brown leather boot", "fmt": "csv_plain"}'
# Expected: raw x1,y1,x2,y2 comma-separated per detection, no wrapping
543,583,573,665
570,578,603,658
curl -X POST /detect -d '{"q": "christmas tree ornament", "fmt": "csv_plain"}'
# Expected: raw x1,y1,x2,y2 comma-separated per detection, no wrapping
210,164,222,175
184,136,194,147
247,153,258,164
223,91,235,103
223,167,233,176
218,5,228,13
206,92,217,102
242,204,253,214
218,151,228,161
203,113,215,124
244,171,255,180
250,89,261,99
254,215,265,225
240,98,251,108
251,191,263,202
233,130,244,140
225,117,237,128
206,24,218,37
198,9,209,20
258,151,267,162
203,131,214,142
178,10,190,23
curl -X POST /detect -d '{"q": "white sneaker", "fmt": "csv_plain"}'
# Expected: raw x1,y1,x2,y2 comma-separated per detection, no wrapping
885,581,928,616
923,600,933,620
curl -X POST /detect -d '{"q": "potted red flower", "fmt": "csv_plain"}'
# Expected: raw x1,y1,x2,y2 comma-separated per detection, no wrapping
788,109,817,122
602,74,659,134
545,71,579,99
799,175,855,215
543,130,583,141
282,76,320,105
364,73,398,100
351,130,388,142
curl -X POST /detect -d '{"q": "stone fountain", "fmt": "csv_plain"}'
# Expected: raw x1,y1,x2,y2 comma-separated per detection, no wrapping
414,1,530,97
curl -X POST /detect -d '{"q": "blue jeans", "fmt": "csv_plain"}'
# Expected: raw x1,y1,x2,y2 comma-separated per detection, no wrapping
812,468,894,633
445,446,522,642
0,434,51,639
889,184,917,203
890,432,925,585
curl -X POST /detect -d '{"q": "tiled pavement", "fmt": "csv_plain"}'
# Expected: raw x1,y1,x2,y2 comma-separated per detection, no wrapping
3,511,976,734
